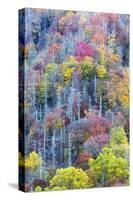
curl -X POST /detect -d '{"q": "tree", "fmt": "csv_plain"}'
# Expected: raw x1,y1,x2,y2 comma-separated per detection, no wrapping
97,44,107,65
34,186,43,192
32,178,49,190
86,114,112,136
108,126,129,160
97,65,107,79
25,151,42,171
105,68,129,108
19,152,24,167
84,133,109,158
80,56,96,80
58,11,78,34
106,51,120,66
105,145,129,161
61,56,78,85
109,126,128,146
45,107,65,129
91,31,105,44
49,167,92,190
89,147,129,186
75,42,95,61
75,152,92,169
48,43,61,55
36,63,58,105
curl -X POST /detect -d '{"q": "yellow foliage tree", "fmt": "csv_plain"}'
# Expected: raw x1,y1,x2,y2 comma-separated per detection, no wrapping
106,68,129,108
97,44,106,65
97,65,107,79
80,56,95,80
61,56,77,84
19,152,24,167
110,53,120,62
48,167,92,190
25,151,42,171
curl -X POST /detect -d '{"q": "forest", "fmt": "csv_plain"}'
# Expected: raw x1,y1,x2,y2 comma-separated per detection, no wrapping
19,8,129,192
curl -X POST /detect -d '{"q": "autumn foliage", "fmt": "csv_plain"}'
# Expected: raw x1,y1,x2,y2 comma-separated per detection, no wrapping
19,9,129,192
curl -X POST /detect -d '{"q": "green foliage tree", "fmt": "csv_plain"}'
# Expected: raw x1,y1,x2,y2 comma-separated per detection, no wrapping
97,44,106,66
104,145,129,161
34,186,43,192
80,56,96,80
108,126,129,160
36,63,57,104
109,126,128,145
89,147,129,186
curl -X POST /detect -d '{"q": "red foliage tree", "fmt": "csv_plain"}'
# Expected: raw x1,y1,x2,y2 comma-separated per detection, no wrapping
75,152,92,169
75,152,92,165
75,42,95,61
32,178,49,190
86,114,112,136
84,133,109,158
